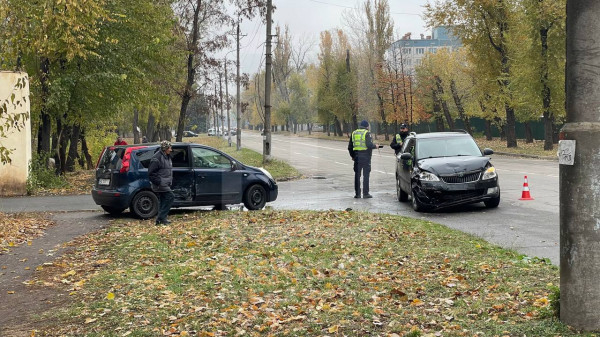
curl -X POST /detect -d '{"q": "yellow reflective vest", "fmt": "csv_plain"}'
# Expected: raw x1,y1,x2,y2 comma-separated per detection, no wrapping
352,129,368,151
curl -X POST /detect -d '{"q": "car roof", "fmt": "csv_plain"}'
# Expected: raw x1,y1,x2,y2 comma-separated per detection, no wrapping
110,142,193,148
411,132,472,139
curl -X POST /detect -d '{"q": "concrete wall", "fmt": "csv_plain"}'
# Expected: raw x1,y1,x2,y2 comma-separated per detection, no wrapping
0,71,31,196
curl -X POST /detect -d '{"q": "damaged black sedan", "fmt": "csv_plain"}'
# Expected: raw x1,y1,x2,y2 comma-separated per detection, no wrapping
395,131,500,212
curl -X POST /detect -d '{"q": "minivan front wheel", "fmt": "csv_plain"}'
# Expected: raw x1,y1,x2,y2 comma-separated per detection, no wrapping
131,191,159,219
243,184,267,210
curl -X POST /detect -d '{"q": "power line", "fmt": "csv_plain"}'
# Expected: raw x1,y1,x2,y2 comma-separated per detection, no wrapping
306,0,422,16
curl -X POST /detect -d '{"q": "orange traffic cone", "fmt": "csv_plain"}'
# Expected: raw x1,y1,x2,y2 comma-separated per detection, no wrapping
519,175,534,200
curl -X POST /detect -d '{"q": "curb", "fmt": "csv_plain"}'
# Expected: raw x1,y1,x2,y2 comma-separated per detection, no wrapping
494,151,558,161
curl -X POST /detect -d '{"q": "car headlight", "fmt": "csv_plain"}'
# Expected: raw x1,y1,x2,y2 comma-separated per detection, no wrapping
258,167,274,181
418,171,440,182
482,166,497,180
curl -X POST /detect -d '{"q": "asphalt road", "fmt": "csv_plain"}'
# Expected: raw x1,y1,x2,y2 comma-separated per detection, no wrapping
0,132,560,264
241,131,560,264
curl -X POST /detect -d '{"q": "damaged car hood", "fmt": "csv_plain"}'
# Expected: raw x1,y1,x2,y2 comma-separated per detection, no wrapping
417,156,490,176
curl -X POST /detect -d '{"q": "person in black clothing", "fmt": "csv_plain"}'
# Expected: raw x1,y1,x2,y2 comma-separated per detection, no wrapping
390,123,409,155
148,141,174,225
348,120,379,199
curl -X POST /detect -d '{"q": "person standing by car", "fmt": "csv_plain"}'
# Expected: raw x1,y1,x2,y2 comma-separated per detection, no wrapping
348,120,379,199
148,141,174,225
114,136,128,145
390,123,409,155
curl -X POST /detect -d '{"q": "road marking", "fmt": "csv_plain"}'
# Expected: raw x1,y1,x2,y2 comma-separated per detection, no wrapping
335,161,349,166
310,156,319,159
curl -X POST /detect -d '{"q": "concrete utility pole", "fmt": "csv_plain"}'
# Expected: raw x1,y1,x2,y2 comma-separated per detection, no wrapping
347,49,358,131
236,19,242,150
560,0,600,330
263,0,273,163
219,73,224,137
224,59,231,147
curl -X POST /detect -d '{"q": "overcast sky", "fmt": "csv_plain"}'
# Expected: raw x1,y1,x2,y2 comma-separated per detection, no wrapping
232,0,429,75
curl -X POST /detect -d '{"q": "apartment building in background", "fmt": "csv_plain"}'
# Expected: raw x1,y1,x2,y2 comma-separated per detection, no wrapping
388,26,462,75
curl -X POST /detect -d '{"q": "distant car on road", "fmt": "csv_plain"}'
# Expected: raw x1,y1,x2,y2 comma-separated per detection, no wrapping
92,143,278,218
208,128,216,136
395,131,500,212
183,130,198,137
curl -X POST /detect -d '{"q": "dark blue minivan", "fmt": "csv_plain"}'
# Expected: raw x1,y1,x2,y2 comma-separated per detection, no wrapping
91,143,278,218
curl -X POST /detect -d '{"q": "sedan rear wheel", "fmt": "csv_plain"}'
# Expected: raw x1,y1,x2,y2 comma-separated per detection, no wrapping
243,184,267,210
131,190,159,219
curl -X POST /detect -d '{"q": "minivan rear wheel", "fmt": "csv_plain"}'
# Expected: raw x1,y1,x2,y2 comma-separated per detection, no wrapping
101,205,126,215
243,184,267,210
131,191,159,219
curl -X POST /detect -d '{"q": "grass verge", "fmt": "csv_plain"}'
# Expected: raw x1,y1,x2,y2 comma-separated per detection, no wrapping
28,210,586,336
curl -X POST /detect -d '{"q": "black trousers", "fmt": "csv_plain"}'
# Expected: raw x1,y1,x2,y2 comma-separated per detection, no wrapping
354,155,371,196
156,190,174,223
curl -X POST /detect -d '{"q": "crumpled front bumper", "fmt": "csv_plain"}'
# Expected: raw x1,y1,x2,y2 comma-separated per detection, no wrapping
413,177,499,209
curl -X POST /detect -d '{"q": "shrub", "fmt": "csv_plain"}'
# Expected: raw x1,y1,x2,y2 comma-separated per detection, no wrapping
26,153,68,195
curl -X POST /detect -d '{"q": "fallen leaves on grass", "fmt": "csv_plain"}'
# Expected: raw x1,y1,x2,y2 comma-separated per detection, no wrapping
29,210,567,336
31,170,94,196
0,212,54,253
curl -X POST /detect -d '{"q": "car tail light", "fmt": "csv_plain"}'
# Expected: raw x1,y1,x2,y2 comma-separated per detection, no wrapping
120,146,147,173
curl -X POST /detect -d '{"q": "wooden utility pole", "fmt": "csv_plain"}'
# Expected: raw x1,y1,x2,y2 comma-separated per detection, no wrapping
560,0,600,330
263,0,273,163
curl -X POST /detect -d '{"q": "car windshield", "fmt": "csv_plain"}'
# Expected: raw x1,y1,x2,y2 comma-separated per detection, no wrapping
416,136,482,159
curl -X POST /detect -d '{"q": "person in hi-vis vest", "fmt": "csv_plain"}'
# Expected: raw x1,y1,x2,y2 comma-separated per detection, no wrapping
390,123,409,155
347,120,379,198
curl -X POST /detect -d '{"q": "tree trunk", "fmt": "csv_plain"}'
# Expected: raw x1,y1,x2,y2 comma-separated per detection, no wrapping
66,124,81,172
540,26,554,151
434,76,454,130
176,0,202,142
484,120,493,140
326,122,331,136
334,116,343,137
432,89,445,131
39,57,52,155
147,112,156,142
377,93,389,141
450,79,472,134
80,129,94,169
494,117,506,141
133,107,140,144
524,122,533,143
58,123,71,175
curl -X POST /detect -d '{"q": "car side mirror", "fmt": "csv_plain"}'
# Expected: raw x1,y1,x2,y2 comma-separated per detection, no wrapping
400,153,413,160
483,148,494,155
231,161,238,171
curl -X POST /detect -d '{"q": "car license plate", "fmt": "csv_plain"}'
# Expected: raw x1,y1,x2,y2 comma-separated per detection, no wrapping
98,178,110,186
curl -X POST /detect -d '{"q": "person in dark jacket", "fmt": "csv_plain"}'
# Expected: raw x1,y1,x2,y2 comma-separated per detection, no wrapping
348,120,379,198
148,141,174,225
390,123,409,155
